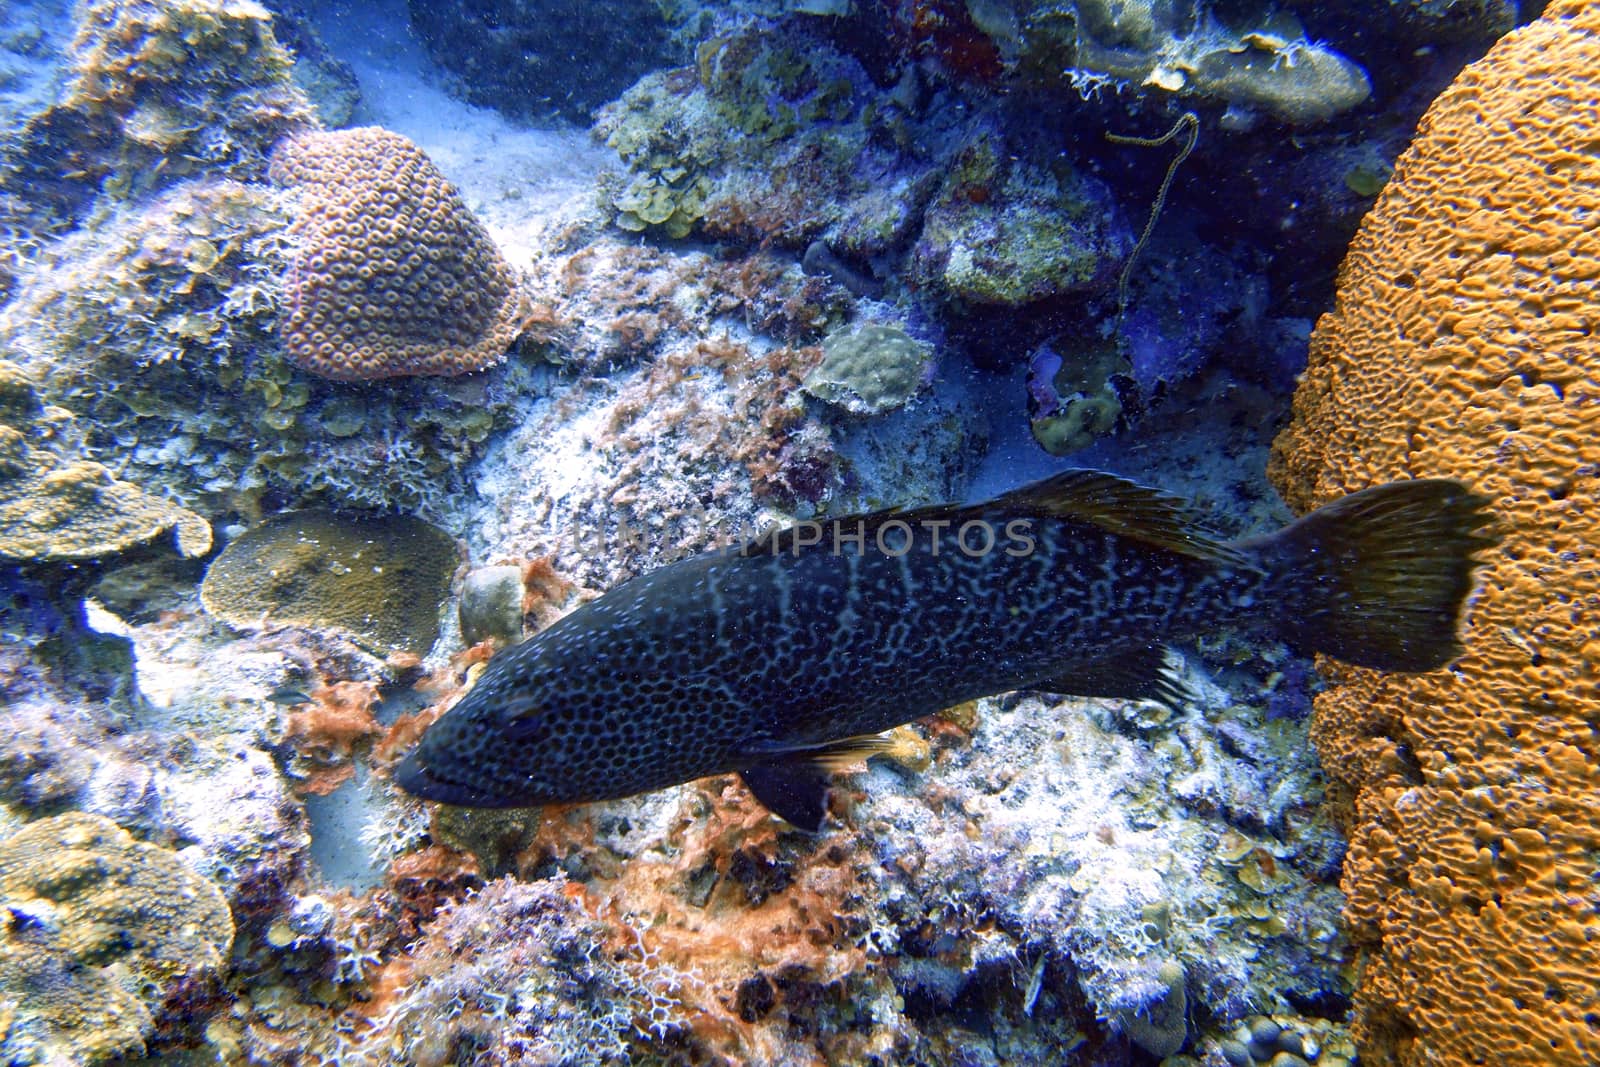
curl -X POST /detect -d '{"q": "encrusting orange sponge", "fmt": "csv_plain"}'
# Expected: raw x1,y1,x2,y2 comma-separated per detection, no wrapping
1269,2,1600,1063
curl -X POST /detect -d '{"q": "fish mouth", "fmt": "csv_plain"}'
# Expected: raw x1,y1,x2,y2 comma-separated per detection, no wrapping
393,749,523,808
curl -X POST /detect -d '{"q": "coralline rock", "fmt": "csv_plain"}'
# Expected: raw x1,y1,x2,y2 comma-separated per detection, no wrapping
912,136,1129,307
269,127,531,381
0,812,234,1064
0,360,210,562
1268,2,1600,1063
977,1,1370,125
472,326,980,588
458,565,528,648
200,509,459,657
855,682,1347,1056
349,875,684,1064
802,323,931,415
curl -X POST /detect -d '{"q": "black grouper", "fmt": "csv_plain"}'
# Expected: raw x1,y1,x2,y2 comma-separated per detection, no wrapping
396,470,1494,829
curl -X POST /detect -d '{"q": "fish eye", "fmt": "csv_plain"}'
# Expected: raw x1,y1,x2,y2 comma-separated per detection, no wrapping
500,696,547,739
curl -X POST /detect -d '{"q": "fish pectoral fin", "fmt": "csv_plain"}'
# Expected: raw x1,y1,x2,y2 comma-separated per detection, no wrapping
1031,645,1193,711
739,734,895,831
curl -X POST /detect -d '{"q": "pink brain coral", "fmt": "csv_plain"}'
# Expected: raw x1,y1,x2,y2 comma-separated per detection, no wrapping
270,127,529,381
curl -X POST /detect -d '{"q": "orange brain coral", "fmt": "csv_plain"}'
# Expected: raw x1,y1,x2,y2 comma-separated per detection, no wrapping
270,127,528,380
1269,2,1600,1064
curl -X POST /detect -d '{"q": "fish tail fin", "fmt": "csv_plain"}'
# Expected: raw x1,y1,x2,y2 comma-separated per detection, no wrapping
1261,480,1497,672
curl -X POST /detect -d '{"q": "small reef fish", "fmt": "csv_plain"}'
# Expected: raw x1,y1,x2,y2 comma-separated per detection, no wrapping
396,470,1494,829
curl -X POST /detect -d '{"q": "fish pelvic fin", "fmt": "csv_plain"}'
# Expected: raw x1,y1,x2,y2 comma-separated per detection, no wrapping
739,734,895,831
740,761,830,832
1262,479,1498,672
1031,645,1194,712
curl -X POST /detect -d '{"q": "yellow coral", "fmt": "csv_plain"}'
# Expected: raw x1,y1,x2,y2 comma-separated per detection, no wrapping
0,361,210,562
200,508,458,655
1268,2,1600,1063
0,812,235,1064
270,127,530,380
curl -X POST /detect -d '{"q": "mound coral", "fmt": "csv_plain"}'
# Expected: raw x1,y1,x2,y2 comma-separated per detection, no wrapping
0,812,235,1064
1268,2,1600,1063
200,509,458,656
270,127,530,381
802,323,930,415
0,360,210,562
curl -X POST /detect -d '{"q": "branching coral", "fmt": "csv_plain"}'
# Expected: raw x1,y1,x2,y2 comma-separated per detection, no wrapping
270,127,531,381
1268,2,1600,1062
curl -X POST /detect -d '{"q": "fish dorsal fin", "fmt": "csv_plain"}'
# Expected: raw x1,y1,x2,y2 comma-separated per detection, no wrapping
739,734,894,831
739,469,1245,565
992,470,1246,565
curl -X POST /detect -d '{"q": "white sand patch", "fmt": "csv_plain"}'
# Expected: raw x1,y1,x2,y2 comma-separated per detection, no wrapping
304,0,613,267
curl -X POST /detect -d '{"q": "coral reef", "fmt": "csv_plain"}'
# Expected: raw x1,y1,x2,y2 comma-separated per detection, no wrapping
1,0,313,225
0,175,531,518
595,25,937,252
270,127,531,381
1268,2,1600,1063
0,1,1553,1063
0,812,234,1064
407,0,679,124
0,359,210,562
200,509,459,657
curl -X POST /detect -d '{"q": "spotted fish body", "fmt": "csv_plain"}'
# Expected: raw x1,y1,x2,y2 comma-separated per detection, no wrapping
397,470,1493,828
